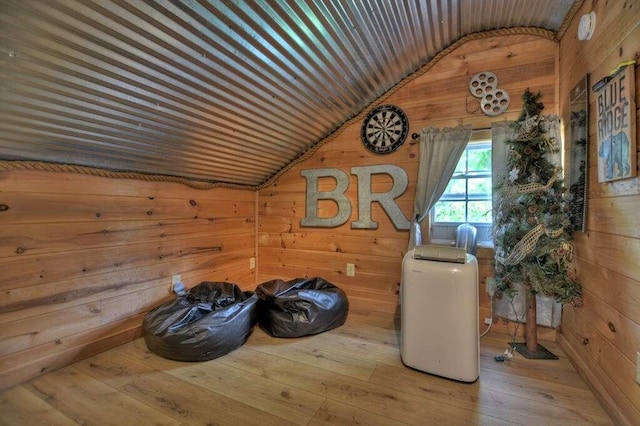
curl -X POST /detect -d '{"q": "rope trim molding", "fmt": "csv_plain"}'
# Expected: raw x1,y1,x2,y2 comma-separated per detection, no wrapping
0,160,256,191
256,26,557,190
556,0,586,41
0,27,557,191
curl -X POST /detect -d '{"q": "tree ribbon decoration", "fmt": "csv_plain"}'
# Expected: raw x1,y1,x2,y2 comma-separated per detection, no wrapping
497,223,564,266
501,168,560,199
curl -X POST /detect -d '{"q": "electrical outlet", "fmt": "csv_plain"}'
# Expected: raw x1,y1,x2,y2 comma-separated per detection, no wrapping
249,257,256,269
636,352,640,385
346,263,355,277
484,318,492,325
171,274,182,292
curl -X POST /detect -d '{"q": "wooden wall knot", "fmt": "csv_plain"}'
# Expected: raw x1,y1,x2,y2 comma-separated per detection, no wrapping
0,204,9,211
582,337,589,345
189,199,197,206
608,322,616,332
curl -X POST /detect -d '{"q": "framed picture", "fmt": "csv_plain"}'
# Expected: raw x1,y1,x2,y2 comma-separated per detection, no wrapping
568,74,589,232
594,65,636,182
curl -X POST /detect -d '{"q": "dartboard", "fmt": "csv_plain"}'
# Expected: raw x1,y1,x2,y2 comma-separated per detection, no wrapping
360,105,409,154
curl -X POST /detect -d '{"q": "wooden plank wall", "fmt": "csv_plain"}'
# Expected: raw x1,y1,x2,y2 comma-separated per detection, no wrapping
257,34,558,327
558,1,640,425
0,170,256,391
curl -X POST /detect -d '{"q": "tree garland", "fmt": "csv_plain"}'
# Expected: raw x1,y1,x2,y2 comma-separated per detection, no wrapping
500,167,559,199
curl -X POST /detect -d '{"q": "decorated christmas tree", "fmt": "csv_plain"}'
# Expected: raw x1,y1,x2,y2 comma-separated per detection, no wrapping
493,89,582,355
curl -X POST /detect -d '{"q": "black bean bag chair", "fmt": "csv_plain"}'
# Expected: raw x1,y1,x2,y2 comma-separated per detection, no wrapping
255,277,349,338
142,282,258,361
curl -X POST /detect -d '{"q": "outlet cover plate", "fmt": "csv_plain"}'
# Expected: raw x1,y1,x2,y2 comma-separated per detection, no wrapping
346,263,355,277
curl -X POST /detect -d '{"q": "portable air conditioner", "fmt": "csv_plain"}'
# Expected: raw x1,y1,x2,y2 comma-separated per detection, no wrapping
400,245,479,382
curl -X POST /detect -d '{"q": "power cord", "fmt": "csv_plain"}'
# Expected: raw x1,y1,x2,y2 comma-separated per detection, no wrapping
482,277,521,362
495,297,522,362
480,295,493,338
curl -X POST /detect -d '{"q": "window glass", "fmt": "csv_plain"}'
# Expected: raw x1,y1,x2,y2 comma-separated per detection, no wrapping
467,147,491,172
467,177,491,197
433,201,466,222
442,178,466,197
468,201,492,223
431,132,493,245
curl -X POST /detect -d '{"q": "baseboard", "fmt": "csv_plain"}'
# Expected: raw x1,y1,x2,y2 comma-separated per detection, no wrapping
558,333,632,426
0,316,143,392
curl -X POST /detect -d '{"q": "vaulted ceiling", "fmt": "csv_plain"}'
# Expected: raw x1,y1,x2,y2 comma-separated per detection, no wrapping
0,0,580,188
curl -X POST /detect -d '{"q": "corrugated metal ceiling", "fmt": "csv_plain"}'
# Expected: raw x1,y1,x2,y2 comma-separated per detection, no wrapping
0,0,578,187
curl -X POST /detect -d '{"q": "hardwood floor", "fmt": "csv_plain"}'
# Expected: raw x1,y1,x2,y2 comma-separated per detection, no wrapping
0,308,612,425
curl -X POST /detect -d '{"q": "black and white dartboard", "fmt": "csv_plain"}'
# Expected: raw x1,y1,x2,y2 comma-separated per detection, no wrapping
360,104,409,154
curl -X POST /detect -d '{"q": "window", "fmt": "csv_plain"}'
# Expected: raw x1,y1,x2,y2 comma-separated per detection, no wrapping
430,130,493,246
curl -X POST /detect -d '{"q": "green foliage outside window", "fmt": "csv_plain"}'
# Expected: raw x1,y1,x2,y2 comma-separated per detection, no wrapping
433,143,492,224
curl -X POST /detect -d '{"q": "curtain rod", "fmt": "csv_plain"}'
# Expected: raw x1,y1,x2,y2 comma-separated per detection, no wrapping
411,126,492,140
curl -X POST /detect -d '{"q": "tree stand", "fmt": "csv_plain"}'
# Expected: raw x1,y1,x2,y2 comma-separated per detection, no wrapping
513,290,558,360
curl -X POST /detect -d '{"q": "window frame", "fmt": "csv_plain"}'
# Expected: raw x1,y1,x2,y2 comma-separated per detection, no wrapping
429,130,493,247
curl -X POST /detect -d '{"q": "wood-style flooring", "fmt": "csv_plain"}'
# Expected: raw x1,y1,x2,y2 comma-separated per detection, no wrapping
0,308,612,425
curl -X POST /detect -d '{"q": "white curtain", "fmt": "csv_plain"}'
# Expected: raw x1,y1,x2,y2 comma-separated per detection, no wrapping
491,120,516,222
408,125,472,249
